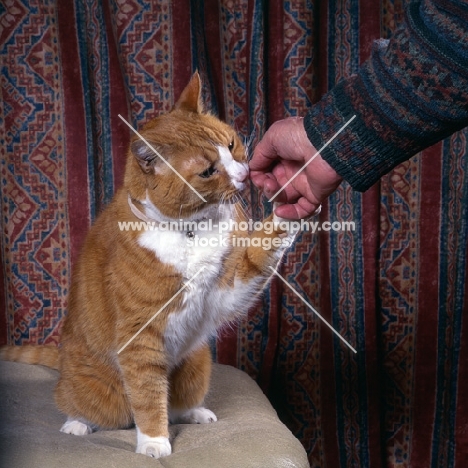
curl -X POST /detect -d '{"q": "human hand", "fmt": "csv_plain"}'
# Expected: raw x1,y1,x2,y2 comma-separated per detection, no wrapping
249,117,343,220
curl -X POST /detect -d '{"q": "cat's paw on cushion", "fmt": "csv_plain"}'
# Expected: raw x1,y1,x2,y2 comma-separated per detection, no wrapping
60,419,93,436
170,406,217,424
136,435,172,458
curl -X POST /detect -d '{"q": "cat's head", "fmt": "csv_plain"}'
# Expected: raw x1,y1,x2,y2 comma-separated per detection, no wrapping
124,73,248,220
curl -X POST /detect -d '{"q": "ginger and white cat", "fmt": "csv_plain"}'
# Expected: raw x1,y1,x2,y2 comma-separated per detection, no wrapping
0,73,295,459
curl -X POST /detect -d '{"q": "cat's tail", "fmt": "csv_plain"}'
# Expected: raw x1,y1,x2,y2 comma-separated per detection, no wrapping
0,345,59,370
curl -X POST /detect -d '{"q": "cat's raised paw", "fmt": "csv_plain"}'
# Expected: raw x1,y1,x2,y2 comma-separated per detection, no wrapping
170,406,217,424
272,202,285,226
136,435,172,458
60,419,93,436
271,202,299,244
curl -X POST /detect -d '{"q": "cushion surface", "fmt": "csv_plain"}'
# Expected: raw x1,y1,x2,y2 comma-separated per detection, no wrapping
0,361,309,468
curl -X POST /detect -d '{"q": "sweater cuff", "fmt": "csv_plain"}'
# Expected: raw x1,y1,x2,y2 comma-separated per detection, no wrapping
303,78,415,192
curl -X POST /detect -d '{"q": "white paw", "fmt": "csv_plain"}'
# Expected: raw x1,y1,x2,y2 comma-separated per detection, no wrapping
170,406,217,424
136,434,171,459
272,203,299,251
272,203,299,232
272,202,286,225
60,419,93,436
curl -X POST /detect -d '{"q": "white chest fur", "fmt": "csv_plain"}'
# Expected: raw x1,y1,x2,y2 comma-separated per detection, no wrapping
136,209,231,279
136,206,239,366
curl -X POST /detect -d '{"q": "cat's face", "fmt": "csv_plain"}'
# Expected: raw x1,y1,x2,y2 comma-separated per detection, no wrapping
126,73,248,219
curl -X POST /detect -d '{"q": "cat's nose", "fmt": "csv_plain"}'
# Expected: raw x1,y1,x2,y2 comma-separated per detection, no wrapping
233,166,249,190
239,166,249,182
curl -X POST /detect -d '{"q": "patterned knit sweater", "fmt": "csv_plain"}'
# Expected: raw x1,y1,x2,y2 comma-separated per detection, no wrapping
304,0,468,192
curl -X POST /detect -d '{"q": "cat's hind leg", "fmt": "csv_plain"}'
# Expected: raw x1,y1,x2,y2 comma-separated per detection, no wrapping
170,406,217,424
168,344,217,425
54,355,133,431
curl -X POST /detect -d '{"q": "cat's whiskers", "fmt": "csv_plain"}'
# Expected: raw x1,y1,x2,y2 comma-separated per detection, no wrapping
217,194,225,220
243,131,256,162
240,196,250,219
232,194,249,222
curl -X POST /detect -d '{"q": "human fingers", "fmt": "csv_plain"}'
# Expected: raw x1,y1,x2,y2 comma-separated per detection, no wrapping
249,125,281,173
249,171,280,193
273,197,321,220
250,117,309,173
249,170,269,190
249,170,290,203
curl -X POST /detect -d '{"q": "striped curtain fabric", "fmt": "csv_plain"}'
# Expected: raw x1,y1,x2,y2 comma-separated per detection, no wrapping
1,1,467,466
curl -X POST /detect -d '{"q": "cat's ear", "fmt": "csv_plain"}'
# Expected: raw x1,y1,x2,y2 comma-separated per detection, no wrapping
131,139,163,174
173,72,203,114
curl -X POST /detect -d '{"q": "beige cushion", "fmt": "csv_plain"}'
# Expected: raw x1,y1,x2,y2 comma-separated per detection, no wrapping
0,361,309,467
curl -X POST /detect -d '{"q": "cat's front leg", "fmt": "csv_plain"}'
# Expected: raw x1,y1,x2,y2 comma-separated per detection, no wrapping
168,344,217,425
223,206,297,283
117,332,172,459
215,204,299,310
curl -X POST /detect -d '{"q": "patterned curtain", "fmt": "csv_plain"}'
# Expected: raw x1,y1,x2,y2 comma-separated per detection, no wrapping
1,1,467,467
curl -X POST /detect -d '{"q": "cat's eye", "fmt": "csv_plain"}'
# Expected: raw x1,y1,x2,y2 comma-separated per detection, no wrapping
199,165,217,178
228,140,234,152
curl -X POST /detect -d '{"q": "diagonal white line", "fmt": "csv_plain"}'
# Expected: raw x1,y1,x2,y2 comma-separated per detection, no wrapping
269,266,357,353
118,114,207,203
117,267,206,354
268,115,356,202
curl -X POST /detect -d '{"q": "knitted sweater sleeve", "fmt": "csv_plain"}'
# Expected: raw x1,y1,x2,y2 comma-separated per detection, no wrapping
303,0,468,192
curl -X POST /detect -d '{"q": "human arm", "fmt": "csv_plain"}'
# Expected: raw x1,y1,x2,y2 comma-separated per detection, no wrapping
250,0,468,219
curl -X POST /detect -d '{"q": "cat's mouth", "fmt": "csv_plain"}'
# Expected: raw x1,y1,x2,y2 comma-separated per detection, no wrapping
222,184,247,203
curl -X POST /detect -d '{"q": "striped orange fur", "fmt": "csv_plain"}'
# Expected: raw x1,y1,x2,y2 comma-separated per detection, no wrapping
0,73,294,458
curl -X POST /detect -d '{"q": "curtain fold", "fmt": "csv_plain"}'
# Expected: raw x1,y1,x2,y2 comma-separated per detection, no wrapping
1,1,467,467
